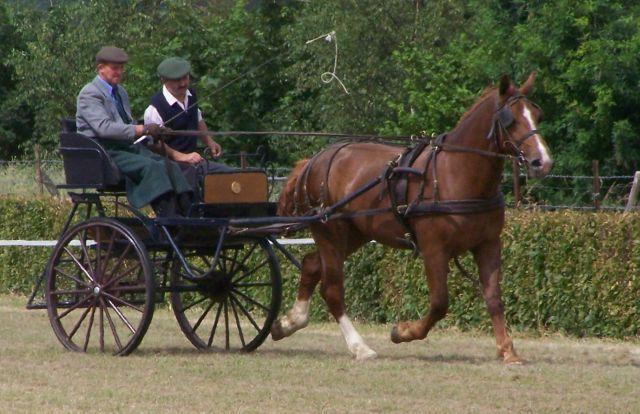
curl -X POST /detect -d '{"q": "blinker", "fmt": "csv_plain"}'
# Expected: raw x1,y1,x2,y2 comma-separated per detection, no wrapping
497,106,514,128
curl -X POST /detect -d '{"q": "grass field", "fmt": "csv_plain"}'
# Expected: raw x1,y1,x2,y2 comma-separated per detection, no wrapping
1,294,638,414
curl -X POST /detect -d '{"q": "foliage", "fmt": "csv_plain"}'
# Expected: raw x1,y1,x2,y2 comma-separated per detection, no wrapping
1,1,640,179
2,196,639,338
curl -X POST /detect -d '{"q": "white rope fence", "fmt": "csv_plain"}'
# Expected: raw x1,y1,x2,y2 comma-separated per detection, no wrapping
0,238,316,247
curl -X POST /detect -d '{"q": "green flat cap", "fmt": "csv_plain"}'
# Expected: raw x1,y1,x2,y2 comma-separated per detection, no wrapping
157,57,191,79
95,46,129,64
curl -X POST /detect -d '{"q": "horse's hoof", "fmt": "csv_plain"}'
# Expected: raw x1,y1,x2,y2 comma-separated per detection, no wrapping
349,343,378,361
270,321,286,341
390,325,406,344
503,354,526,365
356,349,378,361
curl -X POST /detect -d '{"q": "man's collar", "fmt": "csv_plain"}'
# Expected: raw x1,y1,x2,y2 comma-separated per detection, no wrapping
97,75,115,94
162,85,191,107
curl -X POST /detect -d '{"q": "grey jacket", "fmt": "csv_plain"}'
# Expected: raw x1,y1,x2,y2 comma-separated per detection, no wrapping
76,75,137,140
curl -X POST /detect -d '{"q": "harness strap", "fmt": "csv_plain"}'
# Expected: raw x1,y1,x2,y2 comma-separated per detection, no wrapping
404,193,504,216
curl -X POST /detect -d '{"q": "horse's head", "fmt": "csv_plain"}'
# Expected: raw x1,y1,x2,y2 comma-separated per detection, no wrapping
493,72,553,178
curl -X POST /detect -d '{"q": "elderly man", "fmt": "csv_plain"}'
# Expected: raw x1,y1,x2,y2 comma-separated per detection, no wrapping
144,57,233,196
76,46,192,216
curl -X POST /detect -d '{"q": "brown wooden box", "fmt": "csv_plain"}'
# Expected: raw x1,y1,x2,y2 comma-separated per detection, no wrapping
203,171,268,204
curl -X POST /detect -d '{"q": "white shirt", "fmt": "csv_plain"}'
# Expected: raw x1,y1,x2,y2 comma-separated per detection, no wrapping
143,85,203,126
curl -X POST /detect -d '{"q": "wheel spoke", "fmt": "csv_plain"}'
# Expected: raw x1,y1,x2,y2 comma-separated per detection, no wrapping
82,297,98,352
191,301,215,334
229,297,246,348
207,301,224,347
56,294,93,321
102,291,145,314
106,243,132,283
66,301,94,341
230,294,260,332
63,247,95,283
50,288,91,296
230,243,258,275
100,230,117,276
106,298,136,334
102,261,141,290
54,267,91,288
100,297,123,350
79,229,95,278
178,296,208,313
231,288,270,313
234,282,272,288
224,300,230,351
94,226,102,280
233,259,269,284
99,301,105,352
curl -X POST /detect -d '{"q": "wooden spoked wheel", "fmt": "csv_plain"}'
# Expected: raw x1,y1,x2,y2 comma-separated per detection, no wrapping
170,238,282,352
45,218,155,356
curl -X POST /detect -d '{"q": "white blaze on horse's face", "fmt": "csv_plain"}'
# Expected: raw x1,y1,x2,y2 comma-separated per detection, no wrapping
521,104,553,178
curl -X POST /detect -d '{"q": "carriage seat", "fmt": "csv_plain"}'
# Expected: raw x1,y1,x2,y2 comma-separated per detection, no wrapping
58,118,124,190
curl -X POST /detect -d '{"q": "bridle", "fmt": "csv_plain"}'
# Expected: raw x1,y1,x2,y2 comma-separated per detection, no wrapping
487,94,542,165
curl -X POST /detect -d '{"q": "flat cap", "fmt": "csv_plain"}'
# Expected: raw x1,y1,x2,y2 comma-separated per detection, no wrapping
95,46,129,64
157,57,191,79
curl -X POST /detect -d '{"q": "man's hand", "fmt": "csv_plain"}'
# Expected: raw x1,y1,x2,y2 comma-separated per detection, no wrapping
208,141,223,158
143,124,173,140
176,151,204,165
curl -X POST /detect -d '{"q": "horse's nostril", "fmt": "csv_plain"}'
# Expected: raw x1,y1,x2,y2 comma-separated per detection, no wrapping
530,159,542,168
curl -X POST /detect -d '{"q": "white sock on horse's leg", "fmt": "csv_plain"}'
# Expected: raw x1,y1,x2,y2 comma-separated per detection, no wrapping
338,315,377,360
271,299,310,340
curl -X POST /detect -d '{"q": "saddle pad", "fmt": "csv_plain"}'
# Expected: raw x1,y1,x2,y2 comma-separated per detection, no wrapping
203,171,268,203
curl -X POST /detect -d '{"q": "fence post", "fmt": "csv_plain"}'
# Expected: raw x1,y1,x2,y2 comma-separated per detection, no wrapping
512,159,521,207
625,171,640,212
34,144,44,196
592,160,600,210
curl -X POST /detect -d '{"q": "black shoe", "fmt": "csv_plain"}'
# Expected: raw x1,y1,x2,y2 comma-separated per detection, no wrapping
151,193,179,217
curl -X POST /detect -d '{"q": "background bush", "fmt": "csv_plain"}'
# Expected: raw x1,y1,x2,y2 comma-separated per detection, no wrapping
2,0,640,180
2,196,638,338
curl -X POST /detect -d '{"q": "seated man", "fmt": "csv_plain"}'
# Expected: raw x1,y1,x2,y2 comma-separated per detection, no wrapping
144,57,233,197
76,46,192,216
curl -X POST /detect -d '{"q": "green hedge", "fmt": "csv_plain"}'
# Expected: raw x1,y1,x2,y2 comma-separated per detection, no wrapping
1,197,638,338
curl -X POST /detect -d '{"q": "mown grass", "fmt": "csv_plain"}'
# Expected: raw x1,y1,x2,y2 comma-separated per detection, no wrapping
0,294,638,413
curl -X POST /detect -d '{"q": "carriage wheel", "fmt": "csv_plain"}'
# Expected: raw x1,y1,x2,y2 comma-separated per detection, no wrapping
45,218,155,356
170,238,282,352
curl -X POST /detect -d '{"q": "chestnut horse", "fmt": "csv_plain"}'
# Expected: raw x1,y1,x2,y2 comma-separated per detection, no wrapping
271,73,552,362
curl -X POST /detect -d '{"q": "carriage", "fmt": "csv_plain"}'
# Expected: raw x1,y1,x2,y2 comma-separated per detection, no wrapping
28,73,551,362
26,119,306,355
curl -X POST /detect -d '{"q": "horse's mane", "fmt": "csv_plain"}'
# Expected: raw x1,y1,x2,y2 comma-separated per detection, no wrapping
455,86,497,127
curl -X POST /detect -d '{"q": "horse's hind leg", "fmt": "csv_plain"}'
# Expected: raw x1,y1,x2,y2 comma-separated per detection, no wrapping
391,248,450,343
271,251,321,340
473,239,524,364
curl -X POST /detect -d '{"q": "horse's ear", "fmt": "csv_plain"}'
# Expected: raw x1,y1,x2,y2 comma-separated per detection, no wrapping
498,74,515,99
519,71,537,96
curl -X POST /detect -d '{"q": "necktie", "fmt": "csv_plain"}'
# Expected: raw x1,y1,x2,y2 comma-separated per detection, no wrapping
112,86,132,124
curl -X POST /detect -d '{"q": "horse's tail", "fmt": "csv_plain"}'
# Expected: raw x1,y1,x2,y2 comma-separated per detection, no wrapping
277,159,309,216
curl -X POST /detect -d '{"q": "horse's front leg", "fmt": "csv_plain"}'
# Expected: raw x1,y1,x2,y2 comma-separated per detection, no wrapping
391,248,450,343
473,239,524,364
271,251,321,340
317,242,377,361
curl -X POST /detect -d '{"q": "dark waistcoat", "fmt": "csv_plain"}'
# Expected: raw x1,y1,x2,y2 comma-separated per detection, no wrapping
150,89,200,153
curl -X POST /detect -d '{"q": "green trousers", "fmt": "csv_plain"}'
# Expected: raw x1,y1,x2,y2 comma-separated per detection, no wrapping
107,145,192,208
